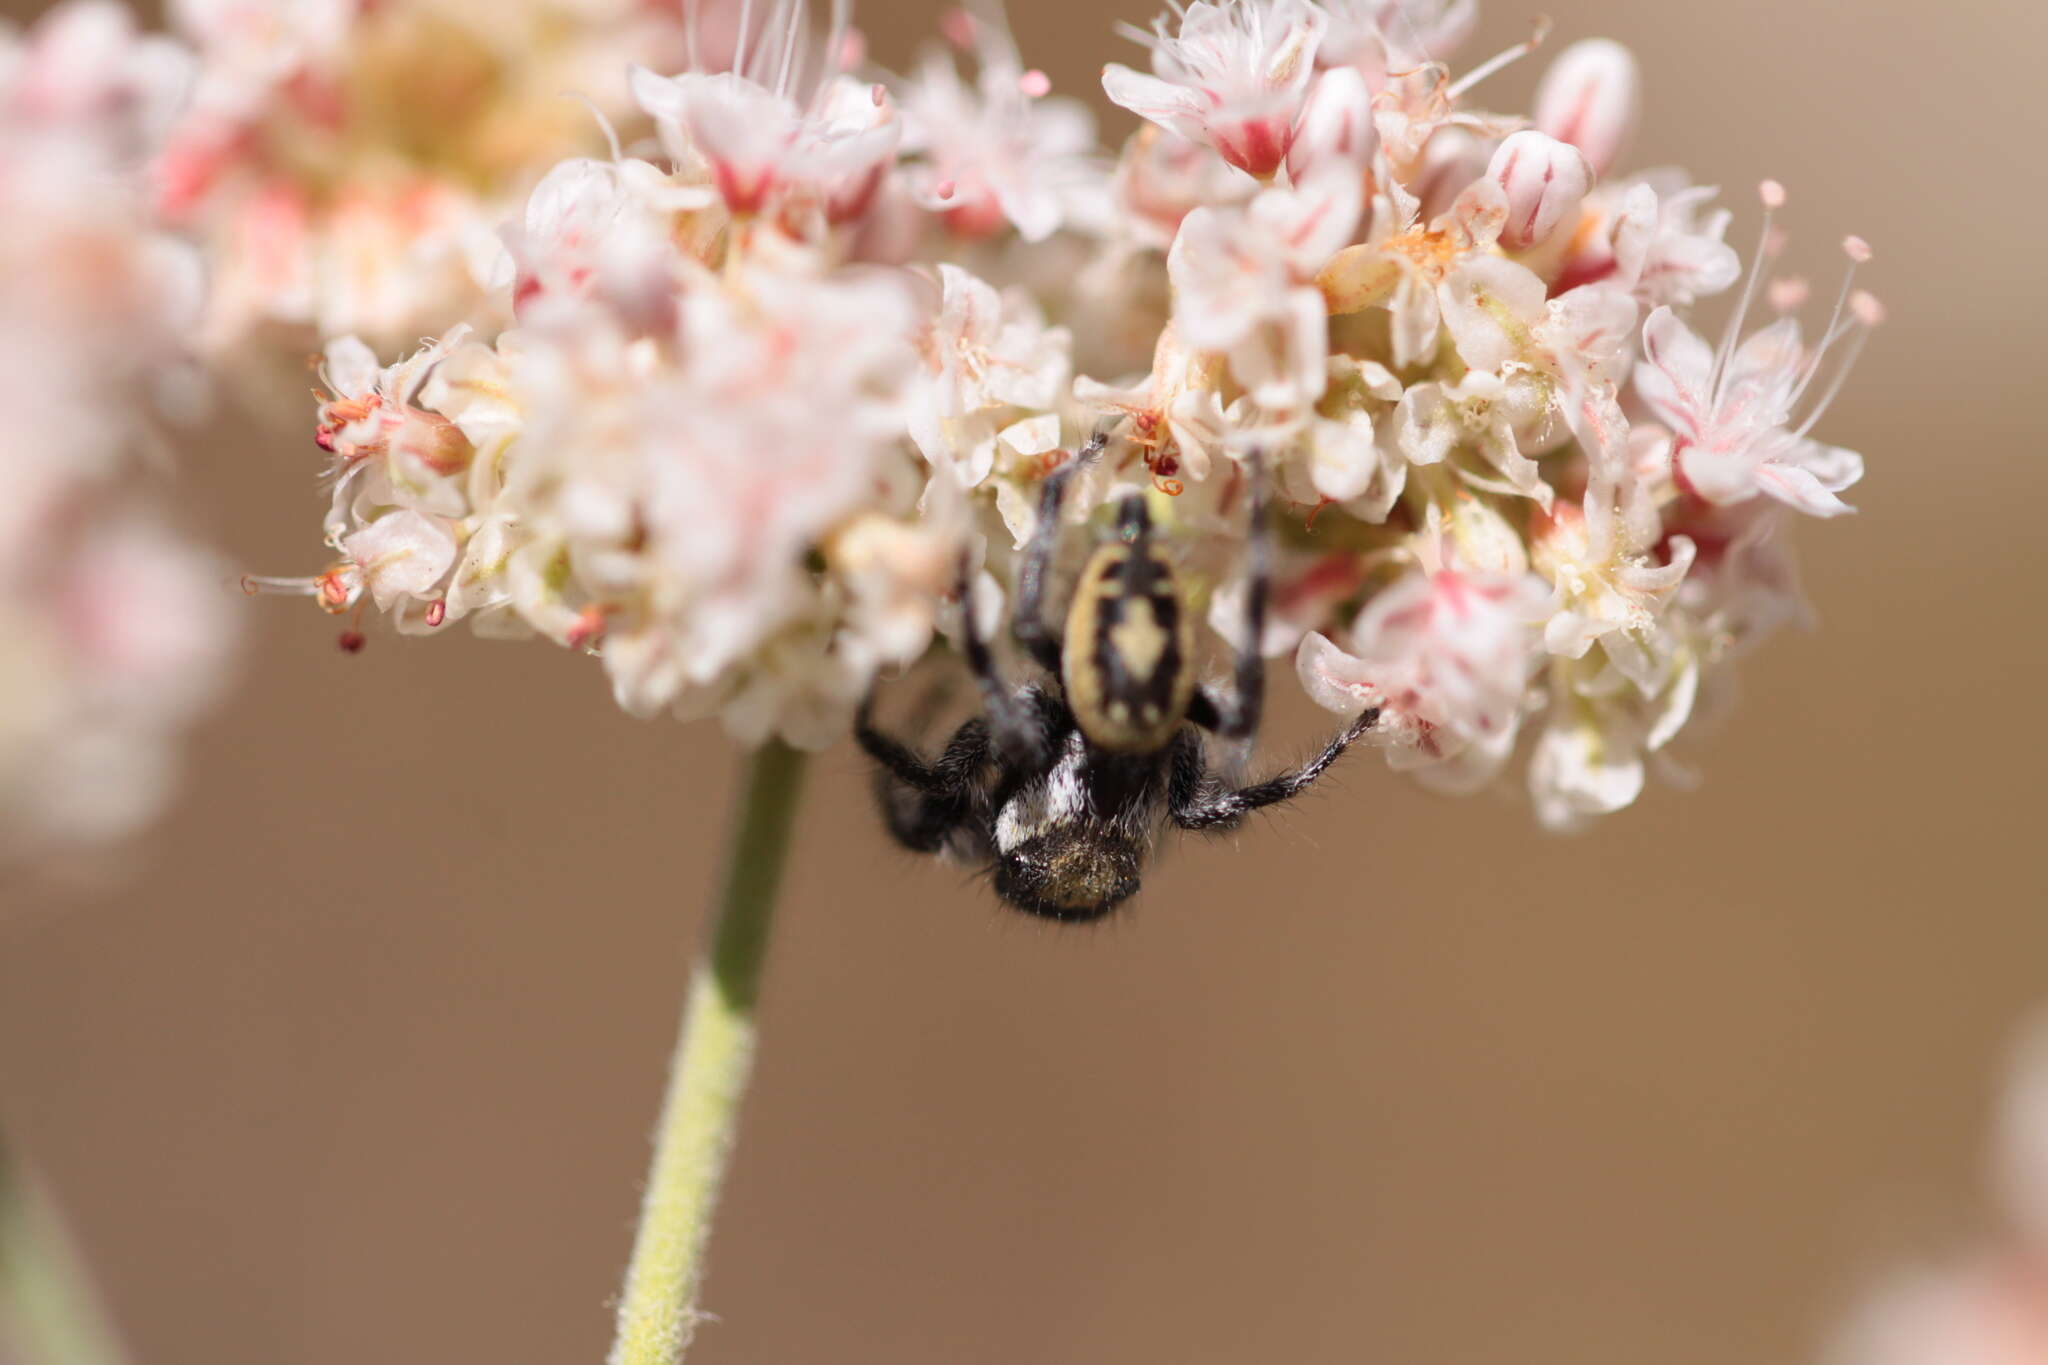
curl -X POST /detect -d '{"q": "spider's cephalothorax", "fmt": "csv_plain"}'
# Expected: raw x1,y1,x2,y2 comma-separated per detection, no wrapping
858,434,1378,922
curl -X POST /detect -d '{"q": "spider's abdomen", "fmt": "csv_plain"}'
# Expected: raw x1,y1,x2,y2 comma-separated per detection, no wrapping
1061,540,1194,753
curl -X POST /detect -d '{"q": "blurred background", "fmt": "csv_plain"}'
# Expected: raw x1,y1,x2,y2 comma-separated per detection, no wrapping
3,0,2045,1362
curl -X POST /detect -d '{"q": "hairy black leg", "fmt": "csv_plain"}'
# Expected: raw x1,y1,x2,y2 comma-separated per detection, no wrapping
956,558,1056,771
1170,709,1379,832
1014,424,1112,673
857,710,992,853
1188,450,1270,741
855,699,988,795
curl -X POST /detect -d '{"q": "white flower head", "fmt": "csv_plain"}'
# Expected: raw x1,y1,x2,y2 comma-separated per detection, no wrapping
238,0,1884,831
1103,0,1328,181
0,2,237,864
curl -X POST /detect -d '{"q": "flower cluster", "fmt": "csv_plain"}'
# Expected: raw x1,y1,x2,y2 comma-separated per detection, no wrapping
265,0,1879,824
0,2,235,863
153,0,717,353
1829,1016,2048,1365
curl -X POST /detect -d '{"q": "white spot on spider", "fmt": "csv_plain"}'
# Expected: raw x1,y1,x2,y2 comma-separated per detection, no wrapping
994,731,1088,853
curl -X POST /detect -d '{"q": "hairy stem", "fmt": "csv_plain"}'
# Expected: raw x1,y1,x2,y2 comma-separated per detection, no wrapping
606,740,809,1365
0,1141,127,1365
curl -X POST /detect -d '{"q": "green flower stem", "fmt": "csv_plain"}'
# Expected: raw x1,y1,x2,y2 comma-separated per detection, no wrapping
0,1141,127,1365
607,739,809,1365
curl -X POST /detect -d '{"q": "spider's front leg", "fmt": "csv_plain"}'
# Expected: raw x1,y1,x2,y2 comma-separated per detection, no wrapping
955,557,1057,773
855,705,991,853
1189,450,1270,741
1167,710,1379,832
1013,423,1112,674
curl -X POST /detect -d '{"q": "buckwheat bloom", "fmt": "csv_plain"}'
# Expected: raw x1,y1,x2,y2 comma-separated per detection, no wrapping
1169,169,1361,410
159,0,703,351
1316,174,1508,367
909,263,1073,497
1486,130,1593,251
1433,254,1640,486
1530,646,1697,829
898,5,1101,242
1316,0,1477,77
1601,176,1743,307
1296,538,1550,791
1073,324,1230,491
1111,124,1256,251
0,1,236,862
1828,1017,2048,1365
1283,354,1405,514
502,156,716,328
1532,37,1639,178
1285,65,1377,184
1635,186,1879,516
1102,0,1328,181
629,8,902,235
229,0,1893,1350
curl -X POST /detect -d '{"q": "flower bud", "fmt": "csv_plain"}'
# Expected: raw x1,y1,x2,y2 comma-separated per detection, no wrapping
1286,67,1376,184
1486,130,1593,250
1410,126,1491,222
1533,38,1639,178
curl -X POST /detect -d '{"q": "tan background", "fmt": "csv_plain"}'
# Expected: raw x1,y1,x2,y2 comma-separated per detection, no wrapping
5,0,2046,1362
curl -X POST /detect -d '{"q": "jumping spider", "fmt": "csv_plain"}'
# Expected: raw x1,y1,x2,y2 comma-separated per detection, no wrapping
857,433,1379,922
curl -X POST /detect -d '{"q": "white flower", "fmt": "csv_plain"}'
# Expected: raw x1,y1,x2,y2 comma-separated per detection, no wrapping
1317,175,1509,368
0,2,236,863
1637,299,1872,516
1390,369,1554,506
238,0,1883,830
1531,484,1693,687
1633,188,1878,516
1074,323,1230,489
161,0,701,348
340,510,460,613
314,330,478,529
1169,170,1360,410
1111,124,1255,252
483,259,930,738
631,2,901,234
1998,1014,2048,1251
1283,354,1404,515
1103,0,1327,181
898,12,1101,242
1599,176,1742,308
1526,646,1696,830
1441,255,1640,393
1296,556,1548,781
1437,253,1641,480
909,263,1072,489
1317,0,1476,77
1826,1016,2048,1365
1284,65,1377,183
1532,37,1639,178
1485,130,1593,251
501,156,714,328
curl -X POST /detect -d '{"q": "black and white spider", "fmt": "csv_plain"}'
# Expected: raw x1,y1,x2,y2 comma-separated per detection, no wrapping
856,434,1379,922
